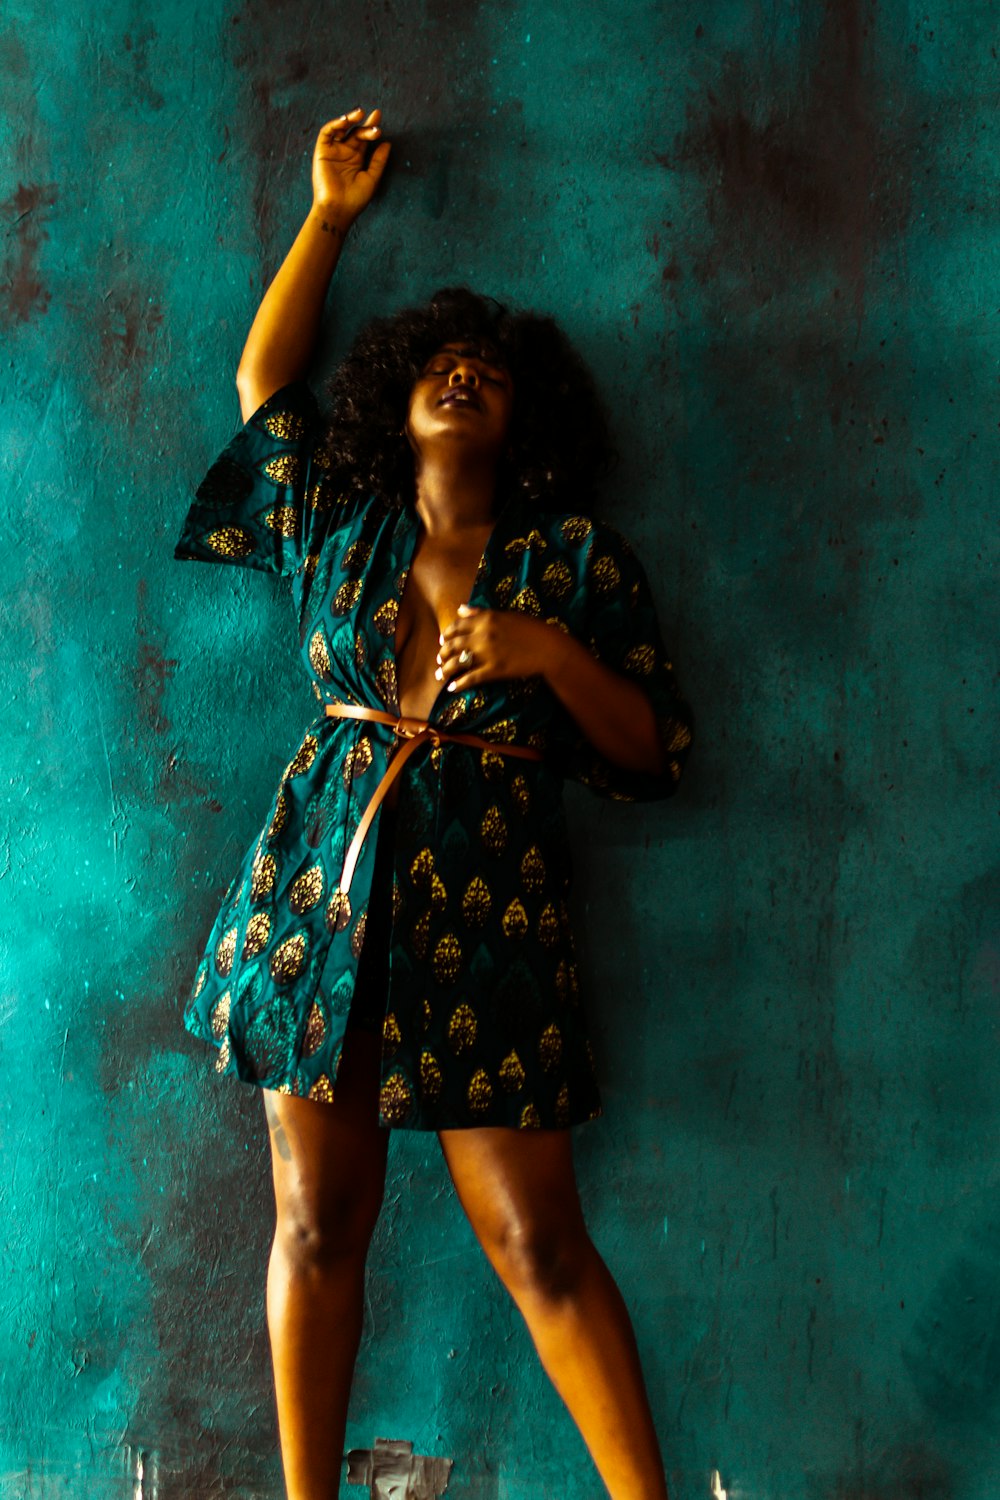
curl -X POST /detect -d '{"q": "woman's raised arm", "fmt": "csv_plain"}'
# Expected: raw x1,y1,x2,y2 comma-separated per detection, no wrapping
235,108,391,421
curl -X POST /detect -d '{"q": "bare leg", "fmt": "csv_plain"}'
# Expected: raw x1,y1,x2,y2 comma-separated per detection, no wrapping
438,1128,669,1500
265,1029,388,1500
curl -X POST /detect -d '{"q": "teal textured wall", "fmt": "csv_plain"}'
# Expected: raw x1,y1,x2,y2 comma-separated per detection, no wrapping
1,1,996,1496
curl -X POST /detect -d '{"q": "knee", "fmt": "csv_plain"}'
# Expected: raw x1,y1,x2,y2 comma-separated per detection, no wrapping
489,1218,591,1305
275,1184,382,1275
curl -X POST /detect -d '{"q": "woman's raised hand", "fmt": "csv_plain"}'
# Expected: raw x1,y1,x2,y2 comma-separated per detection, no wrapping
312,108,391,226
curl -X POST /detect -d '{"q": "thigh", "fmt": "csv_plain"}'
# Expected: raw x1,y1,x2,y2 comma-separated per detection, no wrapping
437,1127,587,1252
265,1029,390,1230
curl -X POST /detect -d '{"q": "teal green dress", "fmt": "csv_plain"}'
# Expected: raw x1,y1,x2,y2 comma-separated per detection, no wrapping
174,383,692,1129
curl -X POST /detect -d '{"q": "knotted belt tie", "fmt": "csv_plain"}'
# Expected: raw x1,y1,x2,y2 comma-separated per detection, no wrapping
324,703,544,899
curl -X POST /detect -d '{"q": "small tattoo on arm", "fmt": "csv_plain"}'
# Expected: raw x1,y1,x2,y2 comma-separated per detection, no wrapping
318,218,343,238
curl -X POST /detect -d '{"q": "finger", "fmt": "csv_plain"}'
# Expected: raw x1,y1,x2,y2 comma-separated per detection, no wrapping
434,649,468,682
446,666,489,694
365,140,392,180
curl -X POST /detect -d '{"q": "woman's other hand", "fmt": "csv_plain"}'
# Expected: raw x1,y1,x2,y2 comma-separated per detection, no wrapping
436,606,563,694
312,108,391,227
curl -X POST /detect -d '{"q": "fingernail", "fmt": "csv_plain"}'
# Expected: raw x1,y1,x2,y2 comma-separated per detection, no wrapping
438,634,444,645
435,668,443,681
446,681,457,692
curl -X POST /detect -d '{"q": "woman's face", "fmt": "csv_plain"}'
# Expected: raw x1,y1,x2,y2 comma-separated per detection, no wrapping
405,342,514,465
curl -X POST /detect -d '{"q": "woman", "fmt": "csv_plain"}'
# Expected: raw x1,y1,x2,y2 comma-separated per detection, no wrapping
176,107,692,1500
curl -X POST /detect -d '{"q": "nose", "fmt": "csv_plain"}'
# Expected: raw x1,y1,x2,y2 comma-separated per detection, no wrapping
449,364,479,388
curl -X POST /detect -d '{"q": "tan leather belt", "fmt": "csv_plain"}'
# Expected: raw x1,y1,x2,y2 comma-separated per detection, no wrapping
324,703,544,898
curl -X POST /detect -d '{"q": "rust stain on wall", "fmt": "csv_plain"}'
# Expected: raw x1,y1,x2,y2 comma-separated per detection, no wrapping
1,180,58,325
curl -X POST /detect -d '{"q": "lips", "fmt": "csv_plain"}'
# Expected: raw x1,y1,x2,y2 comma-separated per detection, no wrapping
438,388,483,411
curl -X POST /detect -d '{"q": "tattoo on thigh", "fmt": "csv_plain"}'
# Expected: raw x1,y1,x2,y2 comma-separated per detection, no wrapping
264,1094,292,1161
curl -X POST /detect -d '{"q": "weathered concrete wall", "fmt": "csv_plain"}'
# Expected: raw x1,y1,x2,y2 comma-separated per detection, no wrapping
1,0,996,1495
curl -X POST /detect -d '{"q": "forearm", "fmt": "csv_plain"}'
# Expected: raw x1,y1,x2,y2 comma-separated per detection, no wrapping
236,207,350,416
543,628,665,776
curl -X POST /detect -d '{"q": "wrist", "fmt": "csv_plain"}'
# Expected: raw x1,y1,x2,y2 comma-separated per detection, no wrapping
308,203,354,238
536,618,579,687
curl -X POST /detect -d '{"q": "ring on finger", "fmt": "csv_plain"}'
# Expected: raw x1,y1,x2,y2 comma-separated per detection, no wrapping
458,649,472,666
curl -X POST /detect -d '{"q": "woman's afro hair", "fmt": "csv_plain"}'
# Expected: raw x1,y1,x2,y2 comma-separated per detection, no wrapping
322,287,616,513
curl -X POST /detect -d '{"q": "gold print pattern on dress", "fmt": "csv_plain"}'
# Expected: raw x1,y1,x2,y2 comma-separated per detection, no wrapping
284,735,318,780
350,912,368,960
555,1082,571,1127
304,552,319,577
392,879,403,920
262,453,302,487
341,539,372,572
467,1068,493,1116
510,586,541,617
262,409,306,441
383,1012,402,1058
342,736,373,787
373,598,398,637
592,555,621,595
215,1037,232,1074
193,965,207,999
519,1102,541,1130
482,717,517,744
307,479,330,511
250,852,277,902
429,874,447,912
420,998,433,1033
661,716,693,753
447,1003,477,1054
215,926,238,978
206,526,254,559
309,1074,334,1103
380,1071,413,1125
412,910,431,959
309,630,332,680
462,876,492,927
325,888,352,933
554,960,571,1001
624,643,656,677
210,990,231,1040
410,847,435,888
480,749,505,779
541,559,572,600
539,1022,563,1072
504,528,549,557
561,516,592,544
332,579,363,615
432,933,462,985
480,805,508,857
303,1002,327,1058
270,932,307,985
502,897,528,940
520,846,545,893
538,903,560,948
311,444,333,472
438,694,470,727
268,793,288,840
243,911,272,959
511,775,530,815
354,632,367,668
499,1050,526,1093
265,505,298,537
420,1049,443,1100
374,657,399,713
493,574,516,606
289,864,324,914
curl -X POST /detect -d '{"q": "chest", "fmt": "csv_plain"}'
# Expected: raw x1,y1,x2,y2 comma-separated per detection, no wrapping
396,527,491,643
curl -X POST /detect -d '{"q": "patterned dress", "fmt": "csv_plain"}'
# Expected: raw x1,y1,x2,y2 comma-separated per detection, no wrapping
174,382,692,1129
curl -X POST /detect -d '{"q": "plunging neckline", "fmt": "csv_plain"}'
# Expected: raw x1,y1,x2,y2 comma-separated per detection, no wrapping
390,497,514,723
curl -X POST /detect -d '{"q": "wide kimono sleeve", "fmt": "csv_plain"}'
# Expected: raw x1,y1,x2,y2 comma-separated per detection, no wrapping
174,382,333,576
563,521,693,802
